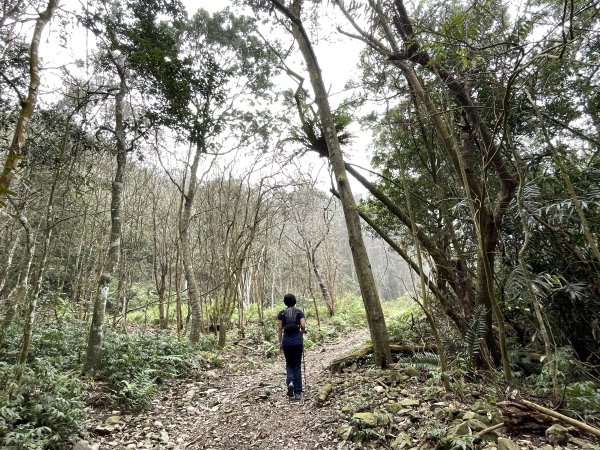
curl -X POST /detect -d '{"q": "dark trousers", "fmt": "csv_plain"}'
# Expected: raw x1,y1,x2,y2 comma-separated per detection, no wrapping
283,344,303,394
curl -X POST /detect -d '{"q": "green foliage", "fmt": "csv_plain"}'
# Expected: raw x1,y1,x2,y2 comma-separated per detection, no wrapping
424,419,446,440
335,293,368,328
460,305,487,368
97,331,197,411
115,370,157,411
385,300,423,343
450,435,477,450
563,381,600,417
0,361,86,449
304,325,337,350
397,352,440,372
526,346,600,417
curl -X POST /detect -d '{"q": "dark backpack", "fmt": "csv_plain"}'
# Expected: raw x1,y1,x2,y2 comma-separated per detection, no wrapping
282,308,300,333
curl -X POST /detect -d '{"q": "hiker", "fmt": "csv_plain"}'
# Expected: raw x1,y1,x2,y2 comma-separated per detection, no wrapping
277,293,306,400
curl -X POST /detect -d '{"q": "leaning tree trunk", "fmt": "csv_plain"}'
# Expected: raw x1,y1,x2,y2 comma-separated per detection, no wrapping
0,0,60,206
308,246,334,317
84,71,127,374
273,0,392,367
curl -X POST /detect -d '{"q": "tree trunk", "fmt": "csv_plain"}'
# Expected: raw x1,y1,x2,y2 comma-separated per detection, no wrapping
0,230,20,298
14,111,72,386
274,0,392,367
0,214,34,347
0,0,60,206
309,248,334,317
84,71,127,374
180,143,203,343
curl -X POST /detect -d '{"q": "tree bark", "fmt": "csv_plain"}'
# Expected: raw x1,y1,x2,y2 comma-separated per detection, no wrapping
0,0,60,206
84,70,127,373
271,0,392,367
180,143,203,343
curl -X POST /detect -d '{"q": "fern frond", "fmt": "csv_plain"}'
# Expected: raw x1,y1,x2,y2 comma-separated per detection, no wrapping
462,305,486,366
398,352,440,371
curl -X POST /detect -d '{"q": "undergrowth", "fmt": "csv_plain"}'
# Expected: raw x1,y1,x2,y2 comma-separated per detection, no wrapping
0,322,217,448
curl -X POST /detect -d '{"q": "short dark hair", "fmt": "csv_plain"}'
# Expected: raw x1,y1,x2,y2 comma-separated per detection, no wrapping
283,293,296,306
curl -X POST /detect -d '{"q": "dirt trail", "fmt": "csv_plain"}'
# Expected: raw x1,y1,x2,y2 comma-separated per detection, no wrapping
89,330,369,450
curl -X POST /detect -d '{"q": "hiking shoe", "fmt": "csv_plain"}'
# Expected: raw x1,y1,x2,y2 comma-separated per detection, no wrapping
287,382,294,397
294,393,302,401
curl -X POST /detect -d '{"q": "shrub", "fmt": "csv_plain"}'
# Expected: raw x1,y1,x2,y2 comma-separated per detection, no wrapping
0,360,86,449
386,301,423,343
98,331,197,410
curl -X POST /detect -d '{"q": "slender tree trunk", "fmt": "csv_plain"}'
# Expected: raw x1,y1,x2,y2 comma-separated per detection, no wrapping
0,0,60,205
308,247,334,317
273,0,392,367
14,111,73,385
0,230,21,298
84,71,127,373
0,215,34,346
180,143,203,343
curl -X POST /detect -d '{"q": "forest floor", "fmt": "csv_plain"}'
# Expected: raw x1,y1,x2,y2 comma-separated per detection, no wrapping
84,329,600,450
85,329,370,450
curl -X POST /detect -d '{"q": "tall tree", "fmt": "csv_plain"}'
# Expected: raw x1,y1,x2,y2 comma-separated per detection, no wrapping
81,0,194,371
256,0,392,367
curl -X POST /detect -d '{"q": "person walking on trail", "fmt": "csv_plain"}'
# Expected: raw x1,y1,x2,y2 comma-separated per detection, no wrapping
278,293,306,400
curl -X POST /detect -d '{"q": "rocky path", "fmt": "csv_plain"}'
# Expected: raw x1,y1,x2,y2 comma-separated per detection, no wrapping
87,330,369,450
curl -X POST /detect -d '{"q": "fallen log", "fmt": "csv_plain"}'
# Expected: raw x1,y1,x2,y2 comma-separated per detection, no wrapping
497,401,555,433
329,343,436,373
521,398,600,439
499,395,600,439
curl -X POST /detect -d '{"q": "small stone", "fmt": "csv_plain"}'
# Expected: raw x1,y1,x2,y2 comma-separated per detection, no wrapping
374,386,385,394
497,437,520,450
467,418,488,432
391,432,412,449
352,412,391,428
160,430,170,443
106,415,122,425
386,402,403,414
434,408,445,420
73,441,99,450
185,389,196,402
153,420,163,428
545,424,570,445
402,367,420,377
448,421,470,436
336,425,353,440
398,398,420,407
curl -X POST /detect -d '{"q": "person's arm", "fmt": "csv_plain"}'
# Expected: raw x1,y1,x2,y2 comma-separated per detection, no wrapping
300,317,306,333
277,319,283,349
